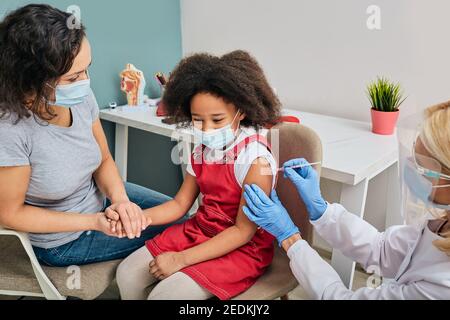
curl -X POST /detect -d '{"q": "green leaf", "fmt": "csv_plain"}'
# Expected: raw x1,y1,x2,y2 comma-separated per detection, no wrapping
366,77,406,112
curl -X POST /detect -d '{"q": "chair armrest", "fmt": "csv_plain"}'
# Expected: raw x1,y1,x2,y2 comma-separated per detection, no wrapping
0,226,64,299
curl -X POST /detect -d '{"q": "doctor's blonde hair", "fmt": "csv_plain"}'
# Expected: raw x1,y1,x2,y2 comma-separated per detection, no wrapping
420,101,450,255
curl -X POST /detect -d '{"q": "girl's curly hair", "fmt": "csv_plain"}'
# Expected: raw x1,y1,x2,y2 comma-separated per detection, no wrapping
163,50,281,128
0,4,86,123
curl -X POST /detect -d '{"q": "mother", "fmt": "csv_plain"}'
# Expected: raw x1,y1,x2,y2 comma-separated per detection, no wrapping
0,4,180,267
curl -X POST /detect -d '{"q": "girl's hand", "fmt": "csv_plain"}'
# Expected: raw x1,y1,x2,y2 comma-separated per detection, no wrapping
149,252,187,280
105,208,125,238
105,207,151,239
106,201,149,239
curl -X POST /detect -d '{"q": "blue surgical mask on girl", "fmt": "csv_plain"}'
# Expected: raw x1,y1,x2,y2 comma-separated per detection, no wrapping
47,76,91,108
193,111,241,150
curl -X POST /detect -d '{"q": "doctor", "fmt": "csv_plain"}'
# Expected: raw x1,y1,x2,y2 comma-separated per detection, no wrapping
243,102,450,299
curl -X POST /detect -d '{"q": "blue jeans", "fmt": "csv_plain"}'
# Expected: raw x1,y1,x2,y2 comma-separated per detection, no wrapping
33,182,186,267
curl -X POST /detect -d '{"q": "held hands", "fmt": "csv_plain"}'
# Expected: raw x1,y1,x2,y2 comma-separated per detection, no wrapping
97,200,151,239
95,212,121,237
243,184,300,246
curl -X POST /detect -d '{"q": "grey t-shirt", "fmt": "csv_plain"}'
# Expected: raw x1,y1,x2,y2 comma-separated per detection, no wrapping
0,90,105,249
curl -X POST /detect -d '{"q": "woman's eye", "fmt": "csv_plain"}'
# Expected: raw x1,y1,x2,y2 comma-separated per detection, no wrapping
213,119,225,123
70,73,85,82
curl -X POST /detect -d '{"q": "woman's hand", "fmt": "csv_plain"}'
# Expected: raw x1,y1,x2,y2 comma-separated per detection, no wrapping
105,204,151,239
149,252,187,280
106,200,148,239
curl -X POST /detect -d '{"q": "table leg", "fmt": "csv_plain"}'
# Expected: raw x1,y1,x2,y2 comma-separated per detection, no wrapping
380,161,403,285
330,178,369,289
115,124,129,181
385,161,402,228
176,139,199,216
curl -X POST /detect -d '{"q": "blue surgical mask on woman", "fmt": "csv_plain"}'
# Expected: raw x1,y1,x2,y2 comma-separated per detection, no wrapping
46,77,91,108
193,111,241,150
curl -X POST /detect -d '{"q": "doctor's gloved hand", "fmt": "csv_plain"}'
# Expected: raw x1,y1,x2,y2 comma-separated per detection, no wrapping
283,158,327,221
243,184,300,246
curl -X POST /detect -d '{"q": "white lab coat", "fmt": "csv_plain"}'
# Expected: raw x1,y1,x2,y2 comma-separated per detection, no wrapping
287,203,450,299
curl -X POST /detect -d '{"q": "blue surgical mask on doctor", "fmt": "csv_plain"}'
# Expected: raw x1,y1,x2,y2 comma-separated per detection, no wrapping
402,147,450,226
193,111,241,150
404,159,450,211
46,73,91,108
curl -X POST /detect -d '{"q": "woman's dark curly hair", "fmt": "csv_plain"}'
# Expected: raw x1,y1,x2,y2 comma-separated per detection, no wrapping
0,4,86,122
163,50,281,128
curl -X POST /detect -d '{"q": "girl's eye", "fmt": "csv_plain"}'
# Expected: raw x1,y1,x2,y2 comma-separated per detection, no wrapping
192,120,203,127
213,119,225,123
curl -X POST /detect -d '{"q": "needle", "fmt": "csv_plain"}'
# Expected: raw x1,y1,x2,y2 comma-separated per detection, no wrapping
277,161,321,172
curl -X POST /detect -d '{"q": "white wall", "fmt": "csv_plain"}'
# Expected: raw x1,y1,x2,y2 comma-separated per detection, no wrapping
181,0,450,119
182,0,424,121
410,0,450,109
180,0,450,247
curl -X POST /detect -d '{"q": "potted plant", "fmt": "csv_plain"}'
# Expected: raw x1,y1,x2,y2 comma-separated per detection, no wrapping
367,77,406,135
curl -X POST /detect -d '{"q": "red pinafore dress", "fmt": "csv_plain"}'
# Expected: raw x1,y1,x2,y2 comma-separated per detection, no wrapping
145,134,276,300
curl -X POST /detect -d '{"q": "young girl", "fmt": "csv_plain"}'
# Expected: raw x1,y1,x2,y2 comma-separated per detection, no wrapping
113,50,282,300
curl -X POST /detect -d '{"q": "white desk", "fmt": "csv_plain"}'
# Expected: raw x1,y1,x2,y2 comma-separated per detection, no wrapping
100,105,401,289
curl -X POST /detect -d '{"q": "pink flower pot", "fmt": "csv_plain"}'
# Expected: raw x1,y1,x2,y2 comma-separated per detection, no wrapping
370,109,399,135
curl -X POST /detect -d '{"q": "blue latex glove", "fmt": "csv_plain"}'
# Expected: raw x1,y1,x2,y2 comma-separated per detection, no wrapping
243,184,300,246
283,158,327,221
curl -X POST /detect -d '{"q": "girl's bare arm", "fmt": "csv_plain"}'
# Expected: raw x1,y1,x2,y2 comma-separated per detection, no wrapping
179,158,273,266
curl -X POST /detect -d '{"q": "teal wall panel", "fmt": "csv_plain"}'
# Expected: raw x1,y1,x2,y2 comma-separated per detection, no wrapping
1,0,184,196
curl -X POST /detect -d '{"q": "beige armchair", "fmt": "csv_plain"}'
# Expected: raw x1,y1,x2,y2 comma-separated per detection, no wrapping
233,122,323,300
